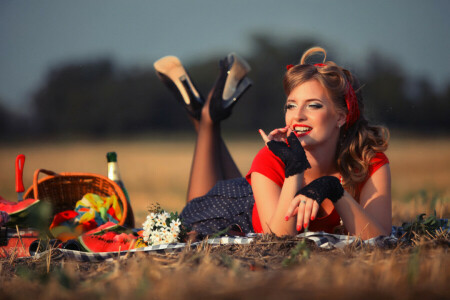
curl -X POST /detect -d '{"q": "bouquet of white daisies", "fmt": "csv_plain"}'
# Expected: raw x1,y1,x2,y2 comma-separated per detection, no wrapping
141,204,188,246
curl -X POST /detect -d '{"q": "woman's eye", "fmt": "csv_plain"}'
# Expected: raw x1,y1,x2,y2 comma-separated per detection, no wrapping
285,103,297,110
307,103,323,109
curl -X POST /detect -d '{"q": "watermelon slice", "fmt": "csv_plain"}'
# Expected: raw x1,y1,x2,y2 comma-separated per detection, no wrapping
0,198,41,227
78,221,137,252
84,221,119,235
0,198,40,214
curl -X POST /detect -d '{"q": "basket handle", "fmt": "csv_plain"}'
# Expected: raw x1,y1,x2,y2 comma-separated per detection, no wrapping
31,169,59,200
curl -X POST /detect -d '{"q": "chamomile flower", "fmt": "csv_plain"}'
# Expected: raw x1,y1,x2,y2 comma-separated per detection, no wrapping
141,207,185,246
170,219,181,228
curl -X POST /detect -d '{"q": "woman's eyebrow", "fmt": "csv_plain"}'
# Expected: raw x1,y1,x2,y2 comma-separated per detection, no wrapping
305,98,323,103
287,98,323,103
286,97,324,104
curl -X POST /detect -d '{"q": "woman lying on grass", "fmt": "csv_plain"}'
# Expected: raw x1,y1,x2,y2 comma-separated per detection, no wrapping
155,47,391,240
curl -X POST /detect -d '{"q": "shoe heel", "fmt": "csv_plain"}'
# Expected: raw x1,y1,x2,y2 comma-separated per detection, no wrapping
209,53,252,122
154,56,204,119
222,52,252,101
223,77,252,109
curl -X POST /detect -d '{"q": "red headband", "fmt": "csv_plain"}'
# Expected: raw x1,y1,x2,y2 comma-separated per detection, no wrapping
286,63,360,129
344,83,360,129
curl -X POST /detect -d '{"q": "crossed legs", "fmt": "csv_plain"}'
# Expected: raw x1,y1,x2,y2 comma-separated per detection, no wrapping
154,54,250,203
186,90,241,202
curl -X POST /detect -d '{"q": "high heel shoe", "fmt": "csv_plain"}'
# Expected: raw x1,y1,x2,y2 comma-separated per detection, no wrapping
154,56,205,120
209,52,252,122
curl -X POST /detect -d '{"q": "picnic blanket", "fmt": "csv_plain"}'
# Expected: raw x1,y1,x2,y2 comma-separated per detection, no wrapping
23,228,409,262
17,217,450,262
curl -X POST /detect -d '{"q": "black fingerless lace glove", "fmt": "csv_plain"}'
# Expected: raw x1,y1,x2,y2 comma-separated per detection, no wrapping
267,132,311,177
296,176,344,205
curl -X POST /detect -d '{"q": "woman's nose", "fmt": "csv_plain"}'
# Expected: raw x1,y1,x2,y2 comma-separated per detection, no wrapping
294,107,307,121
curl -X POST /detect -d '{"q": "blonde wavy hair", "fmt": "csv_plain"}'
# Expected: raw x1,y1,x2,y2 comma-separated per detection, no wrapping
283,47,389,199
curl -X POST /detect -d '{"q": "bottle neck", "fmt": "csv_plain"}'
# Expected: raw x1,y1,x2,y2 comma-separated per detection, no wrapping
107,162,121,181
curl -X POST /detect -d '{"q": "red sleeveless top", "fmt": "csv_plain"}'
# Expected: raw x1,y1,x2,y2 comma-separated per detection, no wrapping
245,147,389,233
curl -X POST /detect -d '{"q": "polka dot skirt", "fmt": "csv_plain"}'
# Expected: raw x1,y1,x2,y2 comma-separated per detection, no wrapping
180,177,255,237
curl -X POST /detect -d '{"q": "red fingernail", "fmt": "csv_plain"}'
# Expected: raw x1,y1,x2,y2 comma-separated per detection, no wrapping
304,223,308,228
311,216,315,221
296,225,301,231
285,216,289,221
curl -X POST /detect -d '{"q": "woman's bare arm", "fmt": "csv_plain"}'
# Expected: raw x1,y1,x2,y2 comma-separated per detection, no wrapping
251,172,303,235
334,164,392,239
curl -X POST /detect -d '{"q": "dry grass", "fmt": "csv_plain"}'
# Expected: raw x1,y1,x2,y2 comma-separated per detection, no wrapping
0,234,449,300
0,135,449,299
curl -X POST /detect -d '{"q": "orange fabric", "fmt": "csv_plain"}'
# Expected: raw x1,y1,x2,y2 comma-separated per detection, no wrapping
245,147,389,234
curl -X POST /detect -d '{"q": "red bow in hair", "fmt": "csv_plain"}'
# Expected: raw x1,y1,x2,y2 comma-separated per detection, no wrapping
344,83,360,129
286,64,294,70
313,63,360,128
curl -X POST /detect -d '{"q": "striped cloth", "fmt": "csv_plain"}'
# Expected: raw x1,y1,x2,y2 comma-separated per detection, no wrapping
26,229,400,263
26,219,449,263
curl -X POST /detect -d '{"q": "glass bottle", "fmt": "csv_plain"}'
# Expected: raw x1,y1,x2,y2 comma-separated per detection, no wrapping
107,152,134,227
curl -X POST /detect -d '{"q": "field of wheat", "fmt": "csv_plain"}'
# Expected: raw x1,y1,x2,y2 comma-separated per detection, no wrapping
0,135,449,299
1,134,449,224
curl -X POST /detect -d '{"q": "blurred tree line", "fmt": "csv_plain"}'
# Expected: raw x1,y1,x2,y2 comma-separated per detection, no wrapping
1,35,449,140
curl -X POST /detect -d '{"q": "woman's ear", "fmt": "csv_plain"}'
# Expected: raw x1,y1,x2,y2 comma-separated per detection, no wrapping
337,111,347,128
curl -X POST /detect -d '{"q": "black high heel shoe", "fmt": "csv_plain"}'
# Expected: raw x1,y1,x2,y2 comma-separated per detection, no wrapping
209,52,252,122
154,56,205,120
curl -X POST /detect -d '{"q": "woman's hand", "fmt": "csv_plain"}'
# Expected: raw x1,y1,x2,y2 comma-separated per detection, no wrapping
259,126,289,143
286,176,344,231
259,130,311,178
286,194,320,231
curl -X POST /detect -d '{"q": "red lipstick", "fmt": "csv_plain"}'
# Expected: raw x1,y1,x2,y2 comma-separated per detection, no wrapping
292,124,312,137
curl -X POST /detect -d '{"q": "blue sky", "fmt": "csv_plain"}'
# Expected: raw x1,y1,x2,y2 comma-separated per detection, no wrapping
1,0,449,112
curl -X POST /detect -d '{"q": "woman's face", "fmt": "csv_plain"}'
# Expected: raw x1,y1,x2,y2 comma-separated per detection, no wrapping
285,79,345,150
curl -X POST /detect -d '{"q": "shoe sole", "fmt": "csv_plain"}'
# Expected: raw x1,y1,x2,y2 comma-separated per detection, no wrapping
154,56,202,106
222,52,251,101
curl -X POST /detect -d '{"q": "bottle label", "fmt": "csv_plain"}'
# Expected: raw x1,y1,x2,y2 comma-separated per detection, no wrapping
107,162,121,181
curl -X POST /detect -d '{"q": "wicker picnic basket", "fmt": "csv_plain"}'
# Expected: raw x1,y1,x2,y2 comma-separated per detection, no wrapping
23,169,132,227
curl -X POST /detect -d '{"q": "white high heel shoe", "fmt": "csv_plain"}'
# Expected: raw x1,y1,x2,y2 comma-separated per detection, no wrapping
154,56,204,120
